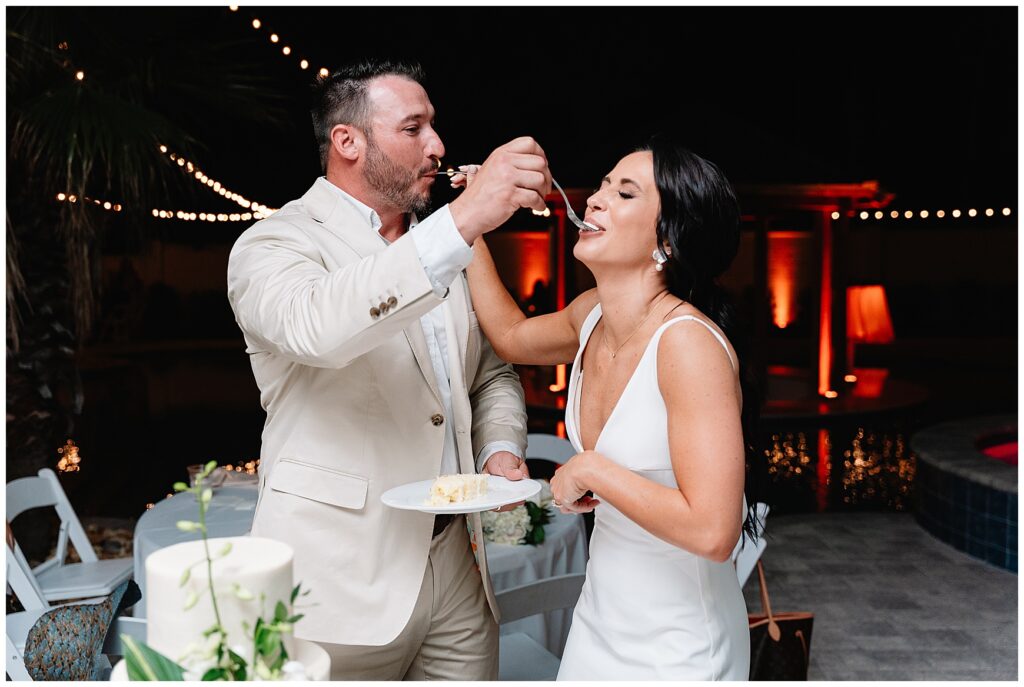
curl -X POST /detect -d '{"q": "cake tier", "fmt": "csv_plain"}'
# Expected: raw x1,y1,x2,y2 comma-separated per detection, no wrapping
145,536,295,665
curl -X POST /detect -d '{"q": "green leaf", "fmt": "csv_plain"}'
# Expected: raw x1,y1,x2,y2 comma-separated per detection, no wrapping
218,542,233,557
201,488,213,504
204,460,218,474
122,635,186,681
257,628,279,657
175,520,198,532
274,600,287,622
178,567,191,586
201,667,227,681
183,590,199,610
228,649,248,680
172,481,189,492
287,613,305,623
290,583,302,604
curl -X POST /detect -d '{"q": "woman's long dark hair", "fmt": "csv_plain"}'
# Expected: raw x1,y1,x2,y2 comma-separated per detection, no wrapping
638,134,767,545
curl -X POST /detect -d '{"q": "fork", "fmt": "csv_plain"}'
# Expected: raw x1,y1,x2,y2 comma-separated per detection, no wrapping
550,177,601,233
442,166,600,232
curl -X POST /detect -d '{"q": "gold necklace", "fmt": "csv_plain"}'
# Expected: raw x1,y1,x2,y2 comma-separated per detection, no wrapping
602,291,673,359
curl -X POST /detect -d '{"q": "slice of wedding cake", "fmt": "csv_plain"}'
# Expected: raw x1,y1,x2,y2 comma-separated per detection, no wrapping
426,473,488,505
141,536,330,680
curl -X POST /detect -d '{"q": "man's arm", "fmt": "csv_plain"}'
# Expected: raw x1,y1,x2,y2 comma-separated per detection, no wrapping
468,334,528,476
227,215,447,369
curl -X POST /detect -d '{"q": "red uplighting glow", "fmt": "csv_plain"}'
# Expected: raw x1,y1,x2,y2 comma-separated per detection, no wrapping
768,231,805,329
818,219,833,396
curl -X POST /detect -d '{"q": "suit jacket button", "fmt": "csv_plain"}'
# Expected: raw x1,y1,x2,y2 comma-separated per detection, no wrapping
431,413,444,426
387,296,398,308
369,307,380,319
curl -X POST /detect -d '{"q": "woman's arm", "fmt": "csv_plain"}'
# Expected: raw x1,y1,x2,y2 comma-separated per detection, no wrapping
550,321,745,562
466,237,598,365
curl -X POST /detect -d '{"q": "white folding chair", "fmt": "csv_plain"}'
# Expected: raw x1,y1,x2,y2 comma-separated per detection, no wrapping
733,502,770,587
6,468,132,603
6,607,45,680
495,572,586,681
525,433,577,465
7,541,49,611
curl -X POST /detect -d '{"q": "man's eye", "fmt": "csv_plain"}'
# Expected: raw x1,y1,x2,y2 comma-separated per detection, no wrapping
404,127,419,134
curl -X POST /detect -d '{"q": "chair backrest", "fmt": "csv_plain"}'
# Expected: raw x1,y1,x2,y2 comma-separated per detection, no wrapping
525,433,576,465
6,468,98,576
6,543,50,611
733,502,770,587
495,572,586,624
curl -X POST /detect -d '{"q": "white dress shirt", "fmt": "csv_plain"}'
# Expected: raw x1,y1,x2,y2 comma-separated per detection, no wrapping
322,179,520,475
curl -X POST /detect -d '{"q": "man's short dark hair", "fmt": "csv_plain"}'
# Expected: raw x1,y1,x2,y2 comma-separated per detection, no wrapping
311,59,426,173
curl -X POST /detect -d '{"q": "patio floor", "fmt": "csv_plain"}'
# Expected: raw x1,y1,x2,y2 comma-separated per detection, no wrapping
744,511,1018,680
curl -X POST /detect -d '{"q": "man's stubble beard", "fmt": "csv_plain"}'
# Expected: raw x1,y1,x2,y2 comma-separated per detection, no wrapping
363,132,433,217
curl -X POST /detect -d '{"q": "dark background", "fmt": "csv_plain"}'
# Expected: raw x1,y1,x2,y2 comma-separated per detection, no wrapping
93,5,1018,210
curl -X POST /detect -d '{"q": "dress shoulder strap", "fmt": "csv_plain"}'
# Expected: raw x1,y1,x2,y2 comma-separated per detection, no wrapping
579,303,603,347
653,315,738,372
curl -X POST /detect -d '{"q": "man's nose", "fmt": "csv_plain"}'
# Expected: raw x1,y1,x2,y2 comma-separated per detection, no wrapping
425,129,445,161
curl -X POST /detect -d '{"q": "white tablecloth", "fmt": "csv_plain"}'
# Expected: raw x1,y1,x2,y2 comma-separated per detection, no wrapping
132,483,588,656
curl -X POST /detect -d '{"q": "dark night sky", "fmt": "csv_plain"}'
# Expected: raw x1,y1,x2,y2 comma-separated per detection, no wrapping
90,6,1021,212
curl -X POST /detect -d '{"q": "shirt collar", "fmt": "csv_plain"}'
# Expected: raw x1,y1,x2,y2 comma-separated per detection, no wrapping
319,177,418,244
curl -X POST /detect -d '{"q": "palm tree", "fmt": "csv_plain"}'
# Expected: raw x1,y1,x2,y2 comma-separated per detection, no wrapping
6,7,291,553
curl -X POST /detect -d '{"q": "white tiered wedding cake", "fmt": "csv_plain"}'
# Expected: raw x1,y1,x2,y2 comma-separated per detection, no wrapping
114,536,329,680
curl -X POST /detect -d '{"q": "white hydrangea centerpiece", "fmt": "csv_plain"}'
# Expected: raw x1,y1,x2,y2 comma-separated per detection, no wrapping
481,479,554,546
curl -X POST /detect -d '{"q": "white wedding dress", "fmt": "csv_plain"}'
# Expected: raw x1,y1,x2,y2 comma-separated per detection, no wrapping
557,304,750,681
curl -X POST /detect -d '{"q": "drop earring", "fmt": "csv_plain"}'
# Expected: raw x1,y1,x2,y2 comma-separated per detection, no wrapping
652,249,668,272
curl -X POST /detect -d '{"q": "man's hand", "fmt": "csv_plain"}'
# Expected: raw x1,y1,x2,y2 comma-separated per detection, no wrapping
483,451,530,512
449,136,551,245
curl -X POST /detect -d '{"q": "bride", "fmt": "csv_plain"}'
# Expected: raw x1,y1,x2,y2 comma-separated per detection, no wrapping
463,136,757,680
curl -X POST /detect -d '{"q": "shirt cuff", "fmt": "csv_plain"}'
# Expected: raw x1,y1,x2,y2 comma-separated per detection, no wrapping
476,441,523,474
410,204,474,296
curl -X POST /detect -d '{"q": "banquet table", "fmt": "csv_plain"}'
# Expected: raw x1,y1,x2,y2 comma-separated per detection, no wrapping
131,482,588,656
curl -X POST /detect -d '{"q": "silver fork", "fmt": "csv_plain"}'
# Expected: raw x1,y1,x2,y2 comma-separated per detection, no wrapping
551,177,601,232
440,166,601,232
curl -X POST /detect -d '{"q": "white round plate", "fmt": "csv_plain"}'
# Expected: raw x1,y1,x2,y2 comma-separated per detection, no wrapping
381,475,541,514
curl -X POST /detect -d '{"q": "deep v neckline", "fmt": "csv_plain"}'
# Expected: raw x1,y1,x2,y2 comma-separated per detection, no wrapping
574,310,661,452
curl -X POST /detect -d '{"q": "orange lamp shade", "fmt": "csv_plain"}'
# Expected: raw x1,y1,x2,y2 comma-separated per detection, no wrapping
846,285,895,343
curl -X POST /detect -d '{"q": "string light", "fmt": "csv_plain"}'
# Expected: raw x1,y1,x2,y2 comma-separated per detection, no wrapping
56,193,122,212
831,211,840,220
75,70,85,81
235,11,326,77
159,145,277,217
854,206,1011,222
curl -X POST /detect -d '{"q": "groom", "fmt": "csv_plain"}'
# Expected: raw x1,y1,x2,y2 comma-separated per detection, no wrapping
227,59,551,679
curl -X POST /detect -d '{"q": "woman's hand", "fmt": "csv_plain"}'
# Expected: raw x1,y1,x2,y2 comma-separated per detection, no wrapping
550,450,604,514
449,164,480,189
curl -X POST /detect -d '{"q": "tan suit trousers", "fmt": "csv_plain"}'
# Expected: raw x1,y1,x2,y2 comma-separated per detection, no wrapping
316,515,498,680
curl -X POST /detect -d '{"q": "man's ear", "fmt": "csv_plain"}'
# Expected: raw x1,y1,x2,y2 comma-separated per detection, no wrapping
331,124,363,162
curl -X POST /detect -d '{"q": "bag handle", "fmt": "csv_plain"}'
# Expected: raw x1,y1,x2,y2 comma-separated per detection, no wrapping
755,560,782,641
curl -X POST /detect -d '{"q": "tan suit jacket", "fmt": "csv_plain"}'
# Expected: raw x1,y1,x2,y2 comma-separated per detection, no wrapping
227,178,527,646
